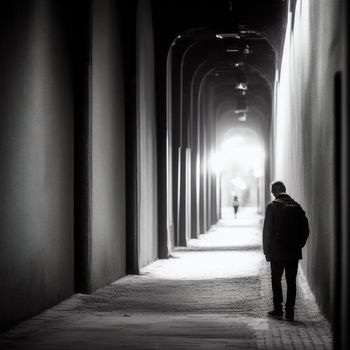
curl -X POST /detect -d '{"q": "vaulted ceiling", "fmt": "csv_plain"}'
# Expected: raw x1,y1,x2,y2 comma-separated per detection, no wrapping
152,0,287,127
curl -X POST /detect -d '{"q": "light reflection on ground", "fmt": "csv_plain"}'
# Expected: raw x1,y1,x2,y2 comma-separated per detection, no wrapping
187,207,262,250
142,207,264,280
0,206,332,350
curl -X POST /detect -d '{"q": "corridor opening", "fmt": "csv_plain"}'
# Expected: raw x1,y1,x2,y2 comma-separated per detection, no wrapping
181,127,266,252
215,127,266,220
166,26,273,252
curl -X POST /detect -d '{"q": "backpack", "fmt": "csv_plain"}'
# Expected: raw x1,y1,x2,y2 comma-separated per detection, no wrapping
274,199,310,249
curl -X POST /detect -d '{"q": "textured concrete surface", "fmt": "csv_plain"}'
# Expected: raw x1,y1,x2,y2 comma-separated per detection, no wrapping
90,0,126,291
0,208,332,349
137,0,158,269
0,1,74,330
273,0,343,320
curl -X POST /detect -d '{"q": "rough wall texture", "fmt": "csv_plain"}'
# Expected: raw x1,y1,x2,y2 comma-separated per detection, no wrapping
274,0,343,320
91,0,126,290
137,0,158,268
0,2,74,330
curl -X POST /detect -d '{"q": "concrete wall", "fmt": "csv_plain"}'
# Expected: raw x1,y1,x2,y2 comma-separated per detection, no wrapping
0,1,74,330
90,0,126,290
274,0,343,320
136,0,158,268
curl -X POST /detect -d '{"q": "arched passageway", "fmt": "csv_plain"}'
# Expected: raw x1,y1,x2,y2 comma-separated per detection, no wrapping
218,128,265,214
166,27,275,249
0,1,349,349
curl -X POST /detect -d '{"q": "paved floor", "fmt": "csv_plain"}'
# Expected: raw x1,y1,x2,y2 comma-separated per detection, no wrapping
0,208,332,349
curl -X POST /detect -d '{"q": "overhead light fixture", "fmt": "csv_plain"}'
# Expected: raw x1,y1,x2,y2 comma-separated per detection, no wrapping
215,33,240,39
240,30,256,35
235,82,248,90
244,45,251,55
238,113,247,122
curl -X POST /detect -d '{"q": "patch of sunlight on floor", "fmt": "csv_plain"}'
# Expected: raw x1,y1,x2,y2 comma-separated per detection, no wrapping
142,250,263,280
187,206,263,250
142,207,264,280
220,206,262,224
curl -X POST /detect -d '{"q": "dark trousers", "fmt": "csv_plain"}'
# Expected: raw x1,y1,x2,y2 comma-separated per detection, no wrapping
270,260,299,312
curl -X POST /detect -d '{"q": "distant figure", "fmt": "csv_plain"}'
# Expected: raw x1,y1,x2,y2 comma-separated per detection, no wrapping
232,196,239,218
262,181,309,321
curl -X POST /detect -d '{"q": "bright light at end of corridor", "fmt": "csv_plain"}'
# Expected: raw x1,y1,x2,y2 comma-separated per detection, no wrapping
210,151,224,174
209,136,265,174
231,177,247,190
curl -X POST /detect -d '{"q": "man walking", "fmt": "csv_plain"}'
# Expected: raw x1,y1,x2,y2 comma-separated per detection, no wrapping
263,181,309,321
233,195,239,218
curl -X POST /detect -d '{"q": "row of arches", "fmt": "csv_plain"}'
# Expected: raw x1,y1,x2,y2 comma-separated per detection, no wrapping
166,28,275,251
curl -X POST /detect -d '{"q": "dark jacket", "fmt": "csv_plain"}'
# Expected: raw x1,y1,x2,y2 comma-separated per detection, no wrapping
262,193,303,262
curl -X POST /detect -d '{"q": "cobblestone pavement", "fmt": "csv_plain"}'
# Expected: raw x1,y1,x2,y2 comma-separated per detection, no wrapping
0,208,332,349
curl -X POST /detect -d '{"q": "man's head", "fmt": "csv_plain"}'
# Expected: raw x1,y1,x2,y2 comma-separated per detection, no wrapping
271,181,286,198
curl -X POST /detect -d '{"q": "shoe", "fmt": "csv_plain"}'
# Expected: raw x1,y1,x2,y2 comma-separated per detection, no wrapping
267,309,283,319
285,312,294,321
